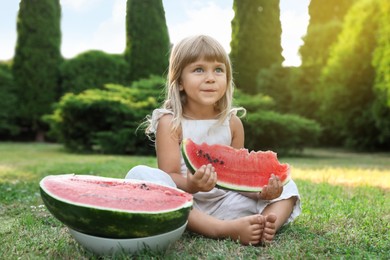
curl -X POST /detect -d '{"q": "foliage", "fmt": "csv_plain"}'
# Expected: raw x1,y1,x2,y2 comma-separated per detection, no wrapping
371,0,390,147
297,0,355,123
306,0,355,25
60,50,129,95
235,92,322,153
372,0,390,106
287,66,322,120
371,91,390,150
129,74,166,102
233,89,275,112
290,0,354,128
44,76,165,154
230,0,283,94
1,143,388,259
300,21,344,68
12,0,62,140
300,0,354,67
319,0,390,150
243,111,322,154
124,0,170,82
0,64,19,137
256,65,296,114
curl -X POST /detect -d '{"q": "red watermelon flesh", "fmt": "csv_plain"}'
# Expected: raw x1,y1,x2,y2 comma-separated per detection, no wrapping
42,175,191,212
40,174,193,238
181,138,290,192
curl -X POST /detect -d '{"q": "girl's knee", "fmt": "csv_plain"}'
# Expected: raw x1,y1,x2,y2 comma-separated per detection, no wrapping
125,165,152,179
125,165,176,188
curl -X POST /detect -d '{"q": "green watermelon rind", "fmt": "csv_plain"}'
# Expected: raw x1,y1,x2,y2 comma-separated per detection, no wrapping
216,176,291,192
40,175,193,238
181,138,291,192
181,139,197,174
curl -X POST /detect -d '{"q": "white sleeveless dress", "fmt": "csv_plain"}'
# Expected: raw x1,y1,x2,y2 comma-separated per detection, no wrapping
126,109,301,223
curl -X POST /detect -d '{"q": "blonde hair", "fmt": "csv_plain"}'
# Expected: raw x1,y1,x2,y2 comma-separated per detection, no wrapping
145,35,245,137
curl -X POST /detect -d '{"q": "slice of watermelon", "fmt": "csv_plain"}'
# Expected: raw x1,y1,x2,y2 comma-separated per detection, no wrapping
181,138,290,192
40,174,193,238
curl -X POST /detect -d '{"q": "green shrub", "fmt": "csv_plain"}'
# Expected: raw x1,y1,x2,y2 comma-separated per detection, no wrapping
60,50,129,95
234,91,322,153
234,89,275,112
243,111,322,154
127,75,166,104
44,76,165,154
0,64,19,137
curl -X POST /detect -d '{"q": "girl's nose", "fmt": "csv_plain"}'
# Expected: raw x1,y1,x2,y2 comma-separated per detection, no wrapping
205,71,216,83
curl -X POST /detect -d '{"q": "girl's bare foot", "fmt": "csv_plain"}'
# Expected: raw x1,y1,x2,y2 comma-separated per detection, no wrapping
224,215,265,245
262,213,277,244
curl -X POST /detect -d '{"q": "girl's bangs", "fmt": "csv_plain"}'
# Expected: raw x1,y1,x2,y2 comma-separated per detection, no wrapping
185,39,228,65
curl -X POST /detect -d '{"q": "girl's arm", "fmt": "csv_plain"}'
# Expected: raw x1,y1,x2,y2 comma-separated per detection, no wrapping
229,114,245,149
155,114,216,193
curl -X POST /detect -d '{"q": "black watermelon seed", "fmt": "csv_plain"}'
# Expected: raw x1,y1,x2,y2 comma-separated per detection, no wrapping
140,183,150,190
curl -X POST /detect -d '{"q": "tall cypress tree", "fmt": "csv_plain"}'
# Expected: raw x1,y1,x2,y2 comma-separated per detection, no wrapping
125,0,170,82
293,0,354,120
230,0,283,94
12,0,62,141
300,0,354,68
319,0,389,149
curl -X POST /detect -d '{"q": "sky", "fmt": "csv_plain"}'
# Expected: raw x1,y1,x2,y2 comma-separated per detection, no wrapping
0,0,310,67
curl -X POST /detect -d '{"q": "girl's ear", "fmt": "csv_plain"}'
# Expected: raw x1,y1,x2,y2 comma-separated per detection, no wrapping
179,81,184,91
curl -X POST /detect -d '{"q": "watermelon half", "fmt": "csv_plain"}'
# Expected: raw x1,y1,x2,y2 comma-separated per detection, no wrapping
181,138,290,192
40,174,193,238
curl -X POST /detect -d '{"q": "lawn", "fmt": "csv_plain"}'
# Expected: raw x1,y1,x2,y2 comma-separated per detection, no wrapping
0,142,389,259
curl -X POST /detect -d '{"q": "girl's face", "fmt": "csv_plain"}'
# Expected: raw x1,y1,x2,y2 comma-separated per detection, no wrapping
179,58,227,113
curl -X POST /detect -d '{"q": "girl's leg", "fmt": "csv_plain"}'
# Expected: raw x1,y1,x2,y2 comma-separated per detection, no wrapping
187,208,265,245
126,166,265,244
260,197,297,243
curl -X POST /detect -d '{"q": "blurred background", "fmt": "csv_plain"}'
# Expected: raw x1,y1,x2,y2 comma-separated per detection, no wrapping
0,0,389,154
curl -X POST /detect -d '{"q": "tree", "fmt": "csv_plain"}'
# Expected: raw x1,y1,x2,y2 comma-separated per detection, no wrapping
0,63,18,138
370,0,390,148
295,0,355,121
12,0,62,141
300,0,355,68
256,64,294,114
319,0,390,150
372,0,390,107
230,0,283,94
124,0,170,82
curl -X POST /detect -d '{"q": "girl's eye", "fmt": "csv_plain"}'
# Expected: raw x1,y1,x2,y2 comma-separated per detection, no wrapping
194,68,204,73
215,68,224,73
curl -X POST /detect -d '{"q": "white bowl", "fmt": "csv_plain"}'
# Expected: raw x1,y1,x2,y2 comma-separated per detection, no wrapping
69,221,187,256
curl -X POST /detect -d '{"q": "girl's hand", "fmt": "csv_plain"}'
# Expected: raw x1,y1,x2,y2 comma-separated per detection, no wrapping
258,174,283,200
186,164,217,193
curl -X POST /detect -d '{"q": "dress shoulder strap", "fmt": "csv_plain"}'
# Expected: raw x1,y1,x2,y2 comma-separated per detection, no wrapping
149,108,174,133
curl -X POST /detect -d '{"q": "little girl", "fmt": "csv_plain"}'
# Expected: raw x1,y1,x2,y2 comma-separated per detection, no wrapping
126,35,301,245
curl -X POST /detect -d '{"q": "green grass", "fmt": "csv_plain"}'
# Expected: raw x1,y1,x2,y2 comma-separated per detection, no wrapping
0,142,389,259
